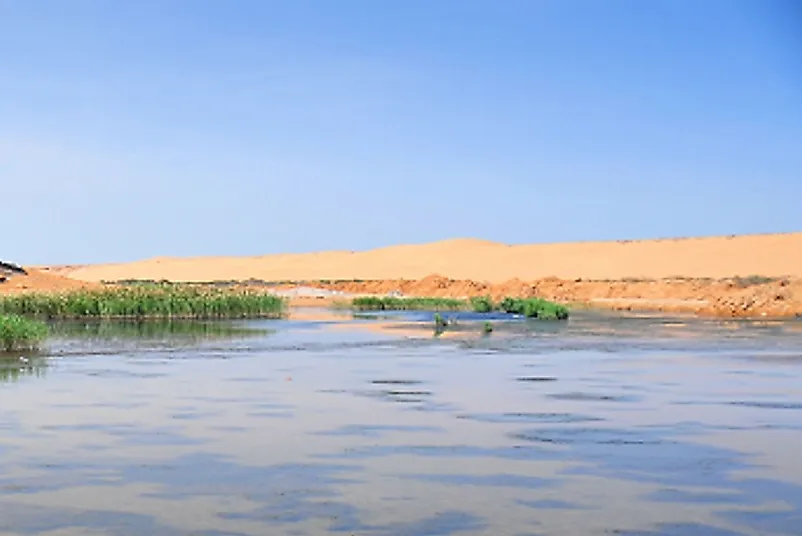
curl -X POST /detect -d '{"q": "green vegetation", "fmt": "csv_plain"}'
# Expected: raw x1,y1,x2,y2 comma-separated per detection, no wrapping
0,286,285,320
482,321,494,334
0,355,47,383
498,297,570,320
0,314,48,352
350,295,569,319
352,296,466,311
470,296,494,313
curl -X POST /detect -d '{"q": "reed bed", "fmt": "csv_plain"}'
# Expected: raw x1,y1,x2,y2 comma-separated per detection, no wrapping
497,297,570,320
0,314,48,352
350,296,569,319
351,296,466,311
0,286,286,320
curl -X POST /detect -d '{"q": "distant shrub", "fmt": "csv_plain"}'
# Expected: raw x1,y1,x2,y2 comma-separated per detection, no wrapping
498,297,569,320
351,297,465,311
350,295,568,320
470,296,494,313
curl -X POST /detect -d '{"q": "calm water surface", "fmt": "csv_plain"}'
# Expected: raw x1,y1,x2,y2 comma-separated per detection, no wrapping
1,311,801,536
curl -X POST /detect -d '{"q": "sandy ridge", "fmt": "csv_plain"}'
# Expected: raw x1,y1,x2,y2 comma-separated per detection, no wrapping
59,233,802,283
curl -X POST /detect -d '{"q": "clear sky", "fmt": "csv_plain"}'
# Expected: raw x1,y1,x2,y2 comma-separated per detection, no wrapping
2,1,800,264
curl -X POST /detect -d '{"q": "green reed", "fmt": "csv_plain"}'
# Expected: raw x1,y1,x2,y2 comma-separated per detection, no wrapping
350,295,569,319
0,314,48,352
352,296,467,311
0,286,285,320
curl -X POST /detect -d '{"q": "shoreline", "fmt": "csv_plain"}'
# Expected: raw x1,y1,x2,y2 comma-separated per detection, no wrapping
2,270,800,319
280,274,801,319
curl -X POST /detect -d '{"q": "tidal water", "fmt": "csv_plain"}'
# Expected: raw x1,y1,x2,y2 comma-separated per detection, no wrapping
1,311,801,536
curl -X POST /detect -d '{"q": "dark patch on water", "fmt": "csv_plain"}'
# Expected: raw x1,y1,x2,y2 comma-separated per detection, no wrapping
726,400,802,410
548,391,641,402
517,498,584,510
227,376,272,383
251,402,295,410
371,379,424,385
170,410,219,420
246,411,294,419
516,376,558,382
457,412,603,424
511,427,664,446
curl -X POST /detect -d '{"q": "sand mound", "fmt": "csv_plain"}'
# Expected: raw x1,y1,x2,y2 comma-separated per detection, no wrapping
0,267,98,295
63,232,802,284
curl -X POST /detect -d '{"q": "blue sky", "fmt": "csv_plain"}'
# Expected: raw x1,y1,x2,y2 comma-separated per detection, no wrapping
2,1,800,264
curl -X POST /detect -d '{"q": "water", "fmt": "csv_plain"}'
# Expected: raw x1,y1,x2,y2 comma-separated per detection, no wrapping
1,311,802,536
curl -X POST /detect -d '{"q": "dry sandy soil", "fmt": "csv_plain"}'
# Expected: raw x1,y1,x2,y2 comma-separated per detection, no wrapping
51,233,802,283
0,268,97,295
7,232,802,318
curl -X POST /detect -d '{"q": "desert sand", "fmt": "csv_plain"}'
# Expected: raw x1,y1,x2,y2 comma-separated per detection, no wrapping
50,233,802,283
5,232,801,318
0,268,97,294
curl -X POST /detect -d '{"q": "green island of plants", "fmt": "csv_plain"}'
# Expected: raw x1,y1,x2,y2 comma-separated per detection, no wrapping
0,286,286,320
351,296,466,311
351,295,569,320
0,314,48,352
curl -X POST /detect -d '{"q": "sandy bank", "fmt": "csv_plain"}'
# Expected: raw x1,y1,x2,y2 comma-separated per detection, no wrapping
302,275,802,318
0,268,98,295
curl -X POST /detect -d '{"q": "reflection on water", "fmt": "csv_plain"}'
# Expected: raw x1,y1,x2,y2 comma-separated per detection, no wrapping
48,319,270,342
1,311,802,535
0,355,47,383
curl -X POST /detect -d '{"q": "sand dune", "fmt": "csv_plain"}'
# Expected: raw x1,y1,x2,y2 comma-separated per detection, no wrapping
0,268,98,294
61,233,802,283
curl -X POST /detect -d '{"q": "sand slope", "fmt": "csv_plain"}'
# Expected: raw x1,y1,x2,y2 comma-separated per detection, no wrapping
0,268,98,294
62,233,802,283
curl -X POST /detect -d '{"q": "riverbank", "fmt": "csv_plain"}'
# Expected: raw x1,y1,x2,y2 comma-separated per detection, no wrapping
5,232,802,319
299,275,801,318
3,271,799,319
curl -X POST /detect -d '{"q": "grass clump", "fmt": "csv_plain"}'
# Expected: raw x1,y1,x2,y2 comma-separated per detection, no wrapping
0,314,48,352
0,286,285,320
469,296,494,313
350,295,568,320
498,297,569,320
352,296,466,311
